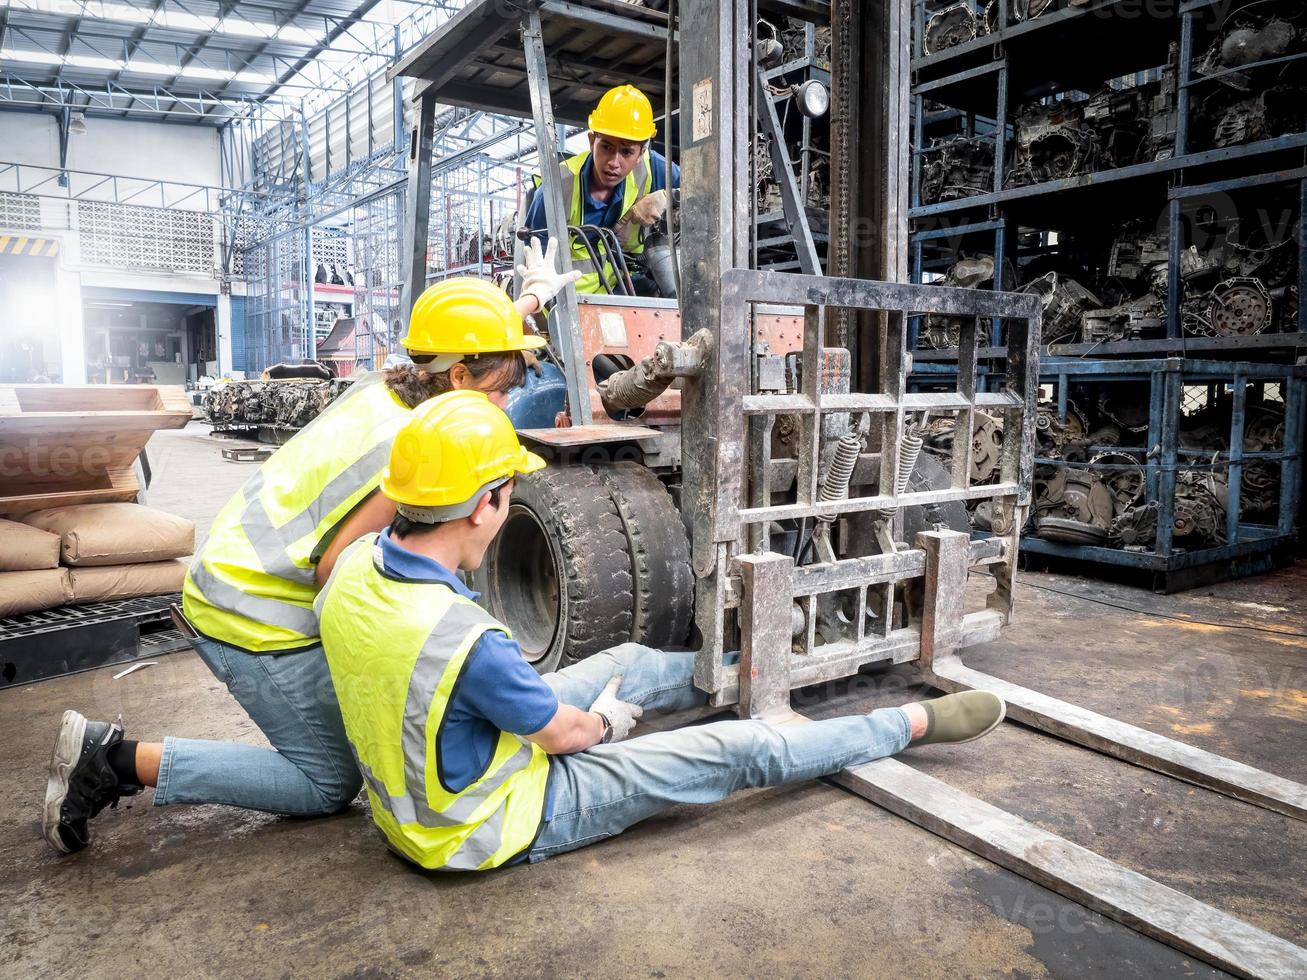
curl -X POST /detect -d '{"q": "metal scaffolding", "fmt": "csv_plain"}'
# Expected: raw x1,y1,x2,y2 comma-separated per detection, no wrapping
220,0,544,375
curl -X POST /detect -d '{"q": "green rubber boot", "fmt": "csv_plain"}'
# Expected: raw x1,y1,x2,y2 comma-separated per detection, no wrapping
911,691,1006,746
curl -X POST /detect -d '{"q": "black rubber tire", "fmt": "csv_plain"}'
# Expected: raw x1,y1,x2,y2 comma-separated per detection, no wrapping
470,466,633,673
596,462,694,649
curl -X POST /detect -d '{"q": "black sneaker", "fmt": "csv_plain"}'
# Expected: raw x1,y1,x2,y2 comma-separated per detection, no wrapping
43,710,141,854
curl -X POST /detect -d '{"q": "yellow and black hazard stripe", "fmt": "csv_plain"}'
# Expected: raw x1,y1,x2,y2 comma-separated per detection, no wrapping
0,235,60,257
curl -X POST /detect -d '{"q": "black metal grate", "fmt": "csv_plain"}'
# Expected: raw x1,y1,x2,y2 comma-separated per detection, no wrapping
138,628,194,656
0,594,180,641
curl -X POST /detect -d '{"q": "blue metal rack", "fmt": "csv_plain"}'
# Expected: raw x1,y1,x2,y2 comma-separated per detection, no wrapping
1022,357,1305,591
908,0,1307,358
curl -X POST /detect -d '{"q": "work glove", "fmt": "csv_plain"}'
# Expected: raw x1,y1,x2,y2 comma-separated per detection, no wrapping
628,188,669,227
589,674,644,744
517,237,583,308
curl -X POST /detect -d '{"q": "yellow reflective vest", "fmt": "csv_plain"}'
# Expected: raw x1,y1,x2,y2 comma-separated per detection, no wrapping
534,151,652,295
317,535,551,871
182,373,410,652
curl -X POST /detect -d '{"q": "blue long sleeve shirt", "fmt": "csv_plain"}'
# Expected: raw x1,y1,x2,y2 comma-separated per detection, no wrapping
377,528,559,817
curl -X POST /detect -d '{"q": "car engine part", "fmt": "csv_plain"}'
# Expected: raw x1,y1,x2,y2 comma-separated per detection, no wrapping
919,256,1016,348
1082,294,1167,344
920,137,995,204
1007,101,1101,187
1090,451,1146,510
1033,468,1115,544
1021,272,1101,345
924,2,981,55
204,378,352,429
1206,277,1274,337
922,410,1004,485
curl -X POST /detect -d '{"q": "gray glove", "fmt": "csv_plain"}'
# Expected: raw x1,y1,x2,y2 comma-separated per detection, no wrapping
589,674,644,744
516,236,582,308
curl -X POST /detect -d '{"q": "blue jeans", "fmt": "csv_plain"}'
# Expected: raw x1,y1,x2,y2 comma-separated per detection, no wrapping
153,637,361,815
529,643,912,861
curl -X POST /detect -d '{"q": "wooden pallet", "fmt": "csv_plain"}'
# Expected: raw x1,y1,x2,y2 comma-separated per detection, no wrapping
0,384,192,514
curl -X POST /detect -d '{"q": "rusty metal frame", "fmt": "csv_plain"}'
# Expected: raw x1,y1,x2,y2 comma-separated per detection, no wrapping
690,268,1042,707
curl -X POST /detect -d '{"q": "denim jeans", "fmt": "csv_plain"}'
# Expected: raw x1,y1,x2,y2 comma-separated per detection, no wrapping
529,643,912,861
153,637,361,815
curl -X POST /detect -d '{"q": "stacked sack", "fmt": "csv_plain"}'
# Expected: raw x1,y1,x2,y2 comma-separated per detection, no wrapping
0,503,195,618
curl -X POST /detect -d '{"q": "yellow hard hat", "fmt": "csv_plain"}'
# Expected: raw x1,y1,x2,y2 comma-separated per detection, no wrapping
382,390,546,521
400,277,547,357
588,84,657,142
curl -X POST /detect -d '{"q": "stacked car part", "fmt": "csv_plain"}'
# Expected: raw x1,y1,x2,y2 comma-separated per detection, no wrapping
909,0,1307,589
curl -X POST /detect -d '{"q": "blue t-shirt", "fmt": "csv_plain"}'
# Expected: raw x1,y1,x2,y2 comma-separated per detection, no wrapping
377,528,559,816
524,148,680,242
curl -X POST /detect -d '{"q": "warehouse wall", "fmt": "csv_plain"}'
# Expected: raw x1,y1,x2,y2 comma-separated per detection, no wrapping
0,111,221,185
0,110,235,382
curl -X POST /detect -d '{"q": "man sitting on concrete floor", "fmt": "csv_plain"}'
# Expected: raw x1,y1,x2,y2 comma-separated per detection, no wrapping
312,390,1007,871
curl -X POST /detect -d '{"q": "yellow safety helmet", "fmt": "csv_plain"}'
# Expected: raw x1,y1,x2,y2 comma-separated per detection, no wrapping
382,389,546,522
400,277,547,358
588,84,657,142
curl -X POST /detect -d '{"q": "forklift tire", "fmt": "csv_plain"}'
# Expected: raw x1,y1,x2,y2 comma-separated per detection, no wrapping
596,462,694,649
471,466,634,674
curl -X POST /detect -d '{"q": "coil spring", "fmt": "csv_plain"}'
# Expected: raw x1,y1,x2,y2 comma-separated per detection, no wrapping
816,429,863,527
879,430,925,523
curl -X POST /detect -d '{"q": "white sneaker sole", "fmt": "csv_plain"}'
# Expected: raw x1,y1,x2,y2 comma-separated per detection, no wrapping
43,709,87,854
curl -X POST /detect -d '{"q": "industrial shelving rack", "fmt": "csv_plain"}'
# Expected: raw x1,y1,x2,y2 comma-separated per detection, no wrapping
907,0,1307,587
753,18,832,274
908,0,1307,355
1025,357,1304,591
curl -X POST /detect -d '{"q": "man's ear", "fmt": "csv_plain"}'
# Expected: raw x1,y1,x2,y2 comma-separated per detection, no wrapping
466,490,494,527
446,361,470,389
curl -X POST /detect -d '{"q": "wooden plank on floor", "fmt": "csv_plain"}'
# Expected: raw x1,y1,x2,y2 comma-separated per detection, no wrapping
925,655,1307,822
832,757,1307,980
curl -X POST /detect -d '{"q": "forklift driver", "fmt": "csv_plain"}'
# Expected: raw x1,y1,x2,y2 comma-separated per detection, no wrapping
524,84,680,296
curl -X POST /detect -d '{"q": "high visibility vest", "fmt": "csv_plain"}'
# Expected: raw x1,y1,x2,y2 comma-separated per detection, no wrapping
533,151,652,295
317,535,551,871
182,373,410,652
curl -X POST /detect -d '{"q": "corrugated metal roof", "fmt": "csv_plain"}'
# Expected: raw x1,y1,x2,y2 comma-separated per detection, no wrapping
0,0,384,124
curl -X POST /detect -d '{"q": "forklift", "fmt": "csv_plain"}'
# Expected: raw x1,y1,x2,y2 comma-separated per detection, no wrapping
391,2,1307,974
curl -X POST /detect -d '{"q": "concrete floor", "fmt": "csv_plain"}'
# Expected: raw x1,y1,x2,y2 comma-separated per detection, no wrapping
2,422,1305,978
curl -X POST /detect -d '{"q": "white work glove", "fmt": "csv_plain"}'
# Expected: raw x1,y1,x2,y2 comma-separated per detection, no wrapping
628,188,669,227
589,674,644,744
516,237,583,308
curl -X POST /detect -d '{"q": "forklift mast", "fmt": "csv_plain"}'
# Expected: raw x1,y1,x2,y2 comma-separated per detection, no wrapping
392,5,1307,974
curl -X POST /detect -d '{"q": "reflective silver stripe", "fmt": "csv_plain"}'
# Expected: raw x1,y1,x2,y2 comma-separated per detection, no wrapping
631,156,650,194
558,156,650,222
360,739,531,830
401,603,502,811
354,751,459,827
558,159,578,218
443,803,508,871
186,560,320,638
240,438,394,583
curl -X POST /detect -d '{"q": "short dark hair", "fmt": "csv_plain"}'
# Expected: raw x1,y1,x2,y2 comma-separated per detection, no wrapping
391,483,506,538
